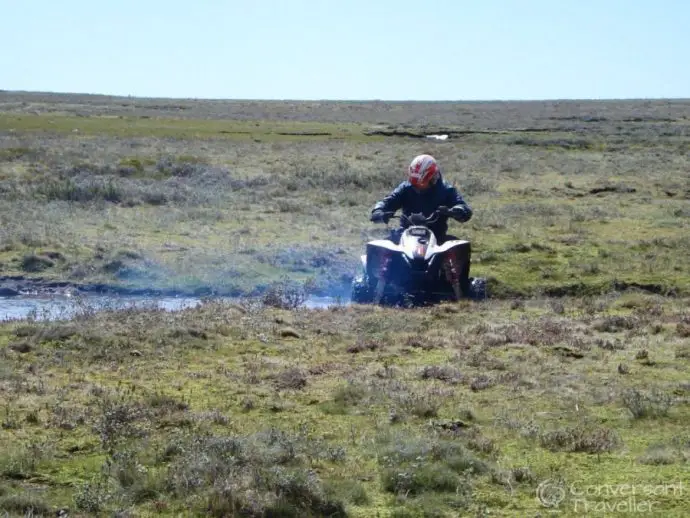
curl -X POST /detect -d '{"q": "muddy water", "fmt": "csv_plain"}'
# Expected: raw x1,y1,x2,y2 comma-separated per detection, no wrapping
0,294,342,321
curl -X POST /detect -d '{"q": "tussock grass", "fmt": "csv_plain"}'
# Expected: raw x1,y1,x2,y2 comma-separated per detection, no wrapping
2,99,690,296
0,295,688,516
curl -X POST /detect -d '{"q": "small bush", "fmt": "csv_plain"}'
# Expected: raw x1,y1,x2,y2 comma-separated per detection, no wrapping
676,323,690,338
593,315,639,333
146,393,189,413
74,475,113,514
326,479,370,506
539,426,622,454
94,393,149,453
622,388,672,418
676,344,690,359
638,445,677,465
377,436,480,511
0,492,51,516
261,278,313,309
394,391,441,419
274,368,308,391
333,382,368,406
470,375,494,392
382,463,463,496
418,365,463,384
165,430,347,517
0,448,41,480
20,254,54,272
38,177,124,203
511,466,536,484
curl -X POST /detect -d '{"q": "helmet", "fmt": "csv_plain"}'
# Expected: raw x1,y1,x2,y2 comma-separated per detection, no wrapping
408,154,440,191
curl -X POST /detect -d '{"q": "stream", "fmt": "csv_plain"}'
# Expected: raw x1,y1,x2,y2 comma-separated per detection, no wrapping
0,294,342,321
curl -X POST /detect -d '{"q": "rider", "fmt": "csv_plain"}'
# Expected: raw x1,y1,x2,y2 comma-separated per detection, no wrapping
369,154,473,297
370,154,473,244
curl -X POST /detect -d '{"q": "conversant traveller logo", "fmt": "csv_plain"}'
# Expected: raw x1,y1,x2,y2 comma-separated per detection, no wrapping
536,479,685,514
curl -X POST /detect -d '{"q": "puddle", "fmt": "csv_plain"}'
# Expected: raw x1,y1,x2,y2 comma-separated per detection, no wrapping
0,294,342,322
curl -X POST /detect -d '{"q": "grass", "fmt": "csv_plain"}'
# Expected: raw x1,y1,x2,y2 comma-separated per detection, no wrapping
1,103,689,297
1,92,689,516
0,295,688,516
0,112,369,141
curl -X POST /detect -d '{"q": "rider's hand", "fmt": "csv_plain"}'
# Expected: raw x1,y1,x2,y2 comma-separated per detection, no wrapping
371,210,390,223
446,206,471,222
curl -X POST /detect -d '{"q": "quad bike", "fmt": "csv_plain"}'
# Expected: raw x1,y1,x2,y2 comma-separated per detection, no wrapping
351,210,487,306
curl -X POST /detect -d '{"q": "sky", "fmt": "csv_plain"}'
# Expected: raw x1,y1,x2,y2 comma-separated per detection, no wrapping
1,0,688,100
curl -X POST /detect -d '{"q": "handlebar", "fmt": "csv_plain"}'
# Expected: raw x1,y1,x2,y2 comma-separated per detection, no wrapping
380,210,442,226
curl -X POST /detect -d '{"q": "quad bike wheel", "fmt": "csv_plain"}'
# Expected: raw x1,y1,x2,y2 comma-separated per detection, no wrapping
351,276,374,304
468,277,488,301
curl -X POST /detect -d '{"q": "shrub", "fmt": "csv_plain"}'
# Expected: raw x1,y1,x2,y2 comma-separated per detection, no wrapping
622,388,673,419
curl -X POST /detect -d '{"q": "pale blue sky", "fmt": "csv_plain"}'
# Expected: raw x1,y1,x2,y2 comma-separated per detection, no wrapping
1,0,688,100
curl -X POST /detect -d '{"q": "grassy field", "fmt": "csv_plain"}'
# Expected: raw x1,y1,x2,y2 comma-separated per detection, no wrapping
0,92,689,516
1,94,689,297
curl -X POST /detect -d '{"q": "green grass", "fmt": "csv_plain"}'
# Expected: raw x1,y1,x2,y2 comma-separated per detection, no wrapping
0,296,688,516
0,119,688,297
1,94,689,515
0,112,371,141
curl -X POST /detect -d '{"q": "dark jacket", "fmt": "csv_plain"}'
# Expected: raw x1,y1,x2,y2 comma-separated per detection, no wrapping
371,176,472,238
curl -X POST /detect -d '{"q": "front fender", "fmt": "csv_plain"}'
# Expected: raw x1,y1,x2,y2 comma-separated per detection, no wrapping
431,239,470,256
367,240,404,253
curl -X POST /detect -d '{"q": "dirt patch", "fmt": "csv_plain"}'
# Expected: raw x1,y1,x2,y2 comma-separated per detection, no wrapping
276,131,332,136
364,127,557,139
542,281,677,298
588,185,637,195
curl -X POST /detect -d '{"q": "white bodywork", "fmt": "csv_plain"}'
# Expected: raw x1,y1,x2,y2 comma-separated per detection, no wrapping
357,225,470,303
361,226,468,267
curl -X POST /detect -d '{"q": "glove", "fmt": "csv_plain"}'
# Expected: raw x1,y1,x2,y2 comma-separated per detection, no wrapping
371,210,390,223
447,206,471,222
436,205,451,216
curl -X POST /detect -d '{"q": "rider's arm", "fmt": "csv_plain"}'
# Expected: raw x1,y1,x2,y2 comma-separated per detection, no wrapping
371,182,406,217
445,186,473,222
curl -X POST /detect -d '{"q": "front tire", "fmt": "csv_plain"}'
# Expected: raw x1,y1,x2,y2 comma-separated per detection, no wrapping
351,276,374,304
469,277,488,301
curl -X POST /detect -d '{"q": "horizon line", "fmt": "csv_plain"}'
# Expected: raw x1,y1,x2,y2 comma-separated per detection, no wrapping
2,89,689,104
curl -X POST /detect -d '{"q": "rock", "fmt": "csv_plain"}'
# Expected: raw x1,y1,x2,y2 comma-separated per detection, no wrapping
130,350,143,357
0,287,20,297
280,327,301,339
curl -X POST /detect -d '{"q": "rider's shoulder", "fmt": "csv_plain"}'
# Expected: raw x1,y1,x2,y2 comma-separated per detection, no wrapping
440,179,461,192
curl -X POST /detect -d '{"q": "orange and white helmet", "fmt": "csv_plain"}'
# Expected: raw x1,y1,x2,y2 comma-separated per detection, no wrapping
408,154,440,191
